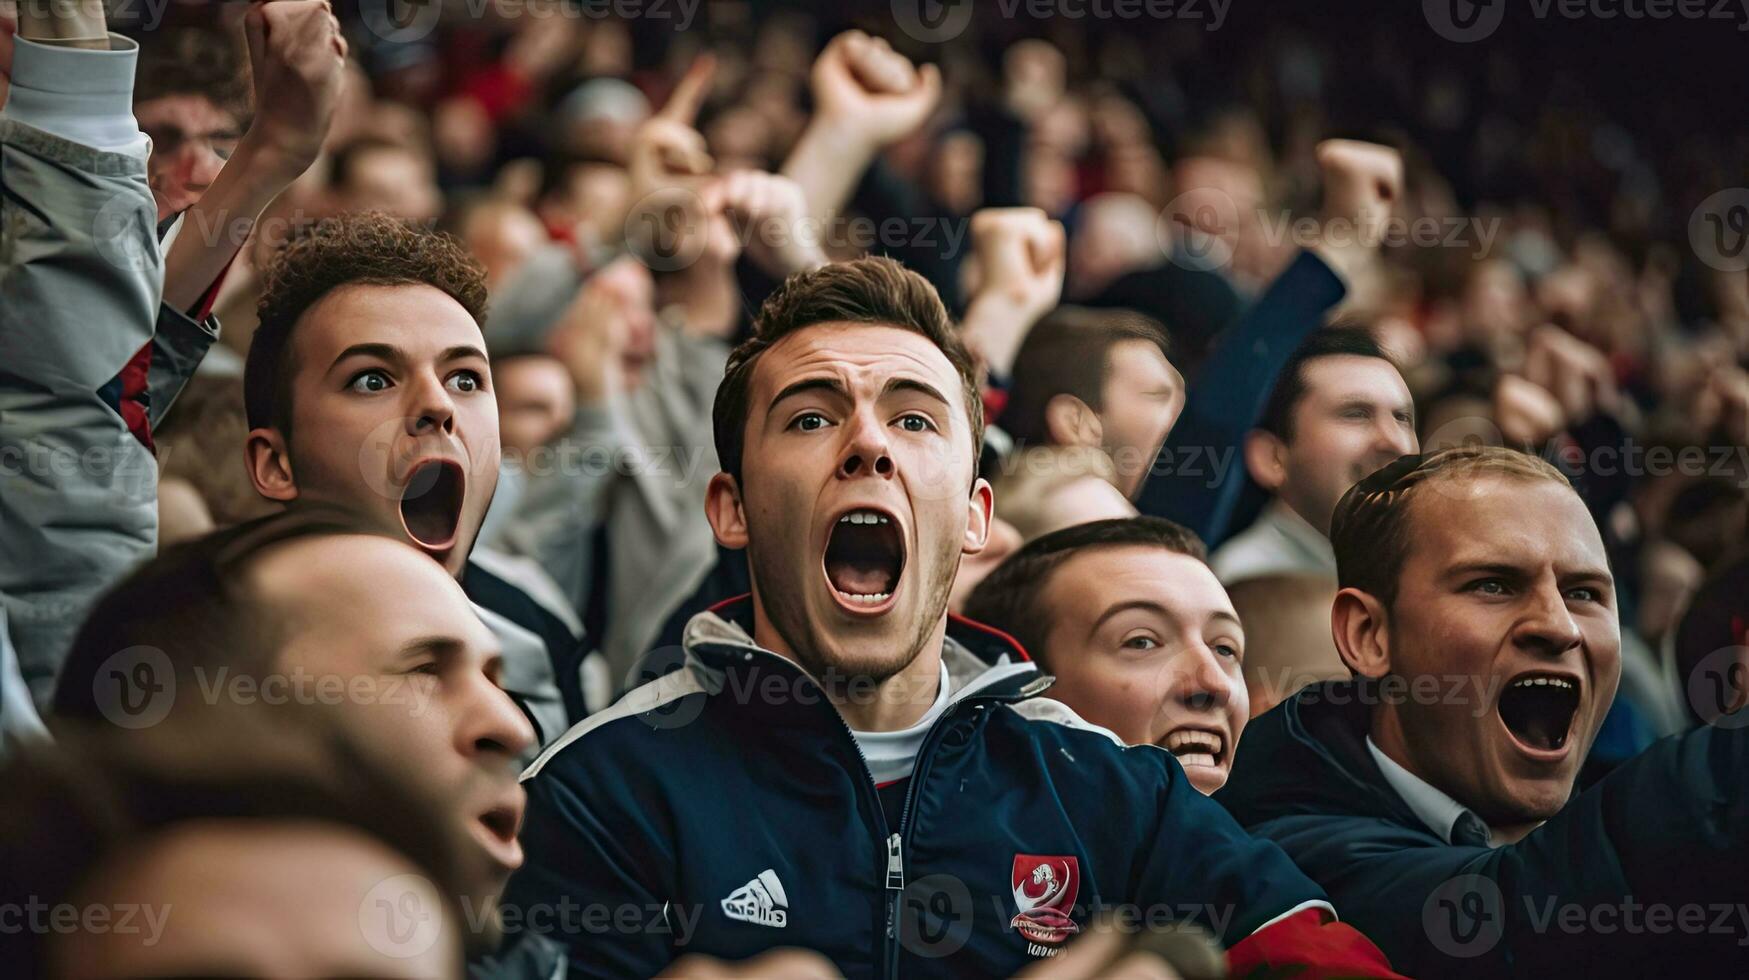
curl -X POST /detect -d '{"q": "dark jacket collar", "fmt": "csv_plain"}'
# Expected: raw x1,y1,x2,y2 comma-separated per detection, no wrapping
1216,680,1424,831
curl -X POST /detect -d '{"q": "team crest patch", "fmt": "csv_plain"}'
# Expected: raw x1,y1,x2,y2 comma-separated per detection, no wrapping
1009,854,1081,944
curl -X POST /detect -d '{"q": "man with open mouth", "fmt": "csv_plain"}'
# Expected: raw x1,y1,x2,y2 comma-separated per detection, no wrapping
963,516,1248,796
1218,446,1749,977
240,211,588,748
506,257,1402,978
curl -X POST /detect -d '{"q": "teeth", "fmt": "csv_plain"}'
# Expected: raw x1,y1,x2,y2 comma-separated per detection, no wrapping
837,511,890,525
1163,730,1225,757
836,591,891,604
1512,676,1575,690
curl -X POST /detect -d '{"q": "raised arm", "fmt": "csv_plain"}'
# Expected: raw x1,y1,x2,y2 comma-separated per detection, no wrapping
781,30,941,231
0,0,160,701
159,0,346,315
1135,141,1402,545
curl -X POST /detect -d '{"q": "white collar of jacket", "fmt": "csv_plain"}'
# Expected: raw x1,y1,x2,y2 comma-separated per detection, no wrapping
677,597,1048,707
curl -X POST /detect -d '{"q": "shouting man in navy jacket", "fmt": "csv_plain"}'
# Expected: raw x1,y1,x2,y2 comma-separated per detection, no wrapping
1218,446,1749,977
505,257,1400,978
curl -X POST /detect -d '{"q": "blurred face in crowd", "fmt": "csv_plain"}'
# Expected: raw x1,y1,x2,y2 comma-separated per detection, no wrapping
1099,340,1184,498
251,534,533,946
1034,544,1247,794
1341,475,1620,835
1250,355,1417,534
252,284,500,578
136,94,242,222
338,144,443,223
463,202,548,292
55,822,460,979
1029,476,1136,541
708,324,993,688
494,355,575,457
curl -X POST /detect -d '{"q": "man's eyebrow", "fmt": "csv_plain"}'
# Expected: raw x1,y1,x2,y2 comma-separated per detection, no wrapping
439,345,489,364
1089,599,1172,635
769,377,848,412
884,377,951,409
1444,561,1525,579
1445,561,1613,584
328,343,402,373
396,635,464,661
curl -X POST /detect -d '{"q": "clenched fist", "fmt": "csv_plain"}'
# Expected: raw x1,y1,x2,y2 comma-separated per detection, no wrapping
962,207,1067,376
1311,139,1403,285
243,0,348,180
810,30,941,152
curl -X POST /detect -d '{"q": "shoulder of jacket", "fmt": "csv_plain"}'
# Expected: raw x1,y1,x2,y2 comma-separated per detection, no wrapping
521,664,715,780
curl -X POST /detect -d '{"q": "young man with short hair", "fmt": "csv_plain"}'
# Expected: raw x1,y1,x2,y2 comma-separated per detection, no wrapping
1209,327,1417,585
507,257,1400,978
962,516,1248,795
1001,306,1184,500
239,210,584,743
1218,446,1749,976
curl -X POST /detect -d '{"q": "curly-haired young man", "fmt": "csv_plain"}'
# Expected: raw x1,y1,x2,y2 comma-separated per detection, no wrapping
241,210,587,748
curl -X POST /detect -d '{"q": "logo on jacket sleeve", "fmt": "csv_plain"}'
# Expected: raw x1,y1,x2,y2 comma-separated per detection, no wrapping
721,869,788,928
1009,855,1081,944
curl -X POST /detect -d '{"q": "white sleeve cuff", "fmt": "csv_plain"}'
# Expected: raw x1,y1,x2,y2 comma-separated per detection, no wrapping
3,33,147,158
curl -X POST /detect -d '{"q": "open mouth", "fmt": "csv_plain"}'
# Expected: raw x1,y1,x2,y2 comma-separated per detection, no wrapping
1497,672,1581,756
823,508,905,612
1160,727,1227,771
472,798,524,872
400,460,465,556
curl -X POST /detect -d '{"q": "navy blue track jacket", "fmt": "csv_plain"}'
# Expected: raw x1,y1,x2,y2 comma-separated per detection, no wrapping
503,598,1399,978
1218,680,1749,977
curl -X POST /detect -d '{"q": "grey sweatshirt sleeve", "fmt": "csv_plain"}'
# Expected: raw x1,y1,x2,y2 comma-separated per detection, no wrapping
0,33,163,702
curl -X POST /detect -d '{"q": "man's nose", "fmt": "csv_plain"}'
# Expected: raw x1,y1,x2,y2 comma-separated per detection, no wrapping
190,145,226,189
1170,644,1234,712
1515,581,1584,657
461,679,538,762
1376,415,1417,456
838,413,895,479
405,374,457,437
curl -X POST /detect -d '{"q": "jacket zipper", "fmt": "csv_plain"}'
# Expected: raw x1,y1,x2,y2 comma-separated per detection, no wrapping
693,639,1039,978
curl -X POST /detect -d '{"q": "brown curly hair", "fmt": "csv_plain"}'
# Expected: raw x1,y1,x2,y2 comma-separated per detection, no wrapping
245,211,489,438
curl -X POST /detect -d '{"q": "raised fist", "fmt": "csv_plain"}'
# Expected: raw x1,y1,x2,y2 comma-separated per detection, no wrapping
243,0,348,178
810,30,941,151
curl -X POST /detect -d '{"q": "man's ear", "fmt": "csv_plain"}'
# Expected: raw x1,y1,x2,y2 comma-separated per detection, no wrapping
962,478,994,557
704,472,749,549
1043,394,1103,448
1242,428,1288,493
1331,586,1391,679
244,428,299,503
